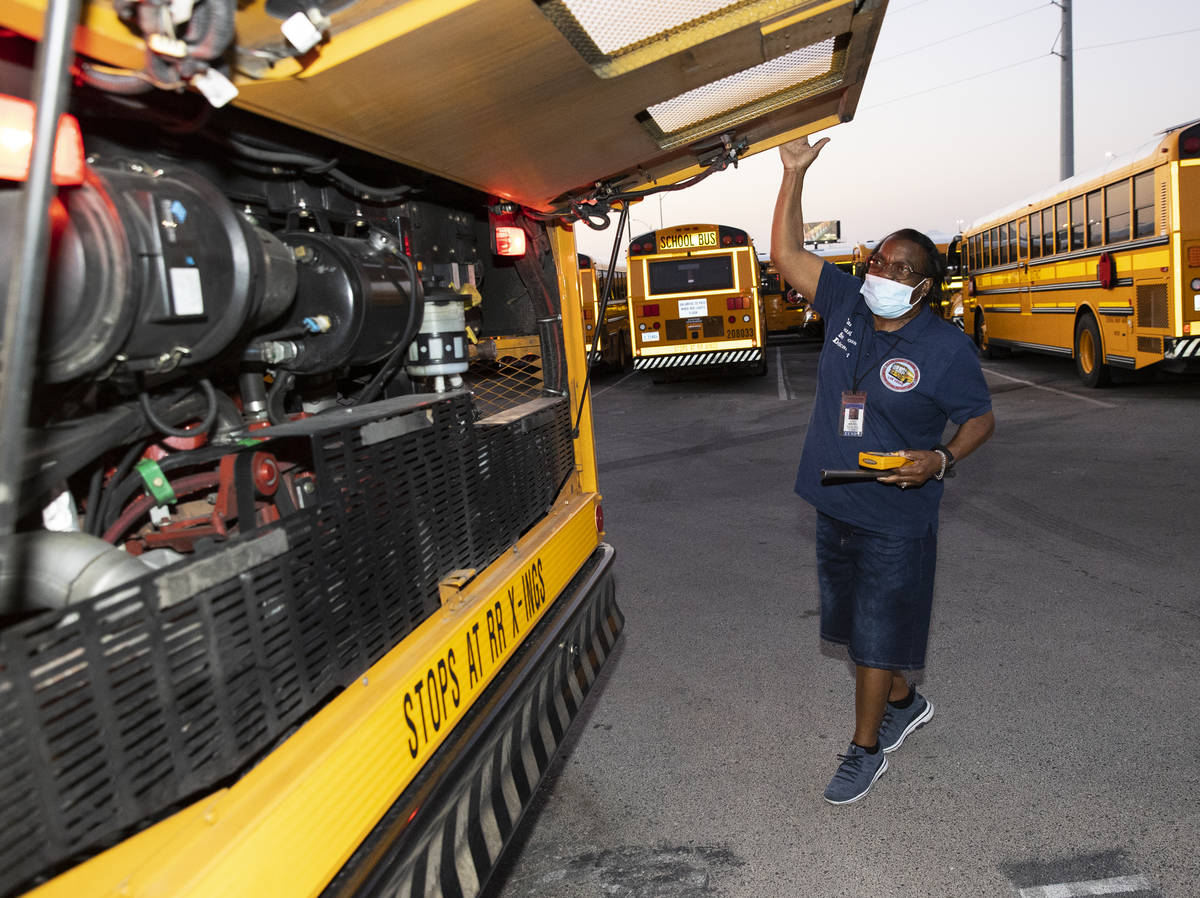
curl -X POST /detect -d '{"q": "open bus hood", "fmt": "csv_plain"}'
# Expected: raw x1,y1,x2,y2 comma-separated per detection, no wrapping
2,0,887,209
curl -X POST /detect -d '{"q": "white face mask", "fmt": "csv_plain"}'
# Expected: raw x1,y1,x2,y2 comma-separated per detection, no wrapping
860,273,924,319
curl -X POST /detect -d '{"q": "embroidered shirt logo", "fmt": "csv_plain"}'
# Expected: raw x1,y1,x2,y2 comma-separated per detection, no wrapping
880,358,920,391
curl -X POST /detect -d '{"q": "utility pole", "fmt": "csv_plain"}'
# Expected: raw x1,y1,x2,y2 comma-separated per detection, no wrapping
1057,0,1074,179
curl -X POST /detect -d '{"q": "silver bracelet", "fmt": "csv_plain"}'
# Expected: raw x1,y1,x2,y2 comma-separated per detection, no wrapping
933,449,948,481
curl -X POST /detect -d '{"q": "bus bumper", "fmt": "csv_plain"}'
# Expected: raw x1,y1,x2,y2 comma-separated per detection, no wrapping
634,348,762,369
321,543,622,898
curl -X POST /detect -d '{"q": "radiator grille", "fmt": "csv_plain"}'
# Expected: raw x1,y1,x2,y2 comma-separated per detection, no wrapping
0,391,574,896
1137,335,1163,355
1136,283,1168,329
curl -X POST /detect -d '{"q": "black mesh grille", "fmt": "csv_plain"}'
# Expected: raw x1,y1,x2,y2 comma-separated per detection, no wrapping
0,391,574,896
1137,335,1163,355
465,352,545,418
1136,283,1168,329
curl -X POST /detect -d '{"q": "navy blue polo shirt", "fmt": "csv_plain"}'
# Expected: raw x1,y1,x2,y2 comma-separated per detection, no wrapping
795,262,992,537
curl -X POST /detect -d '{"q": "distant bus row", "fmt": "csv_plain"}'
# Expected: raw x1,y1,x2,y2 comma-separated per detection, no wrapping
578,229,967,381
579,119,1199,390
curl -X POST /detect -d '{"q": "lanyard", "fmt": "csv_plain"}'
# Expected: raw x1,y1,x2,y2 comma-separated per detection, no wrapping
851,317,905,392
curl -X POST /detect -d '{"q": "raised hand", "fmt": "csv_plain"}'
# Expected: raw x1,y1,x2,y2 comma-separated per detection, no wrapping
779,134,830,172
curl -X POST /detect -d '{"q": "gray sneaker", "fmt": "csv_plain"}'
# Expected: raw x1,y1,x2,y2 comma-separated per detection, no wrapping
878,689,934,754
823,743,888,805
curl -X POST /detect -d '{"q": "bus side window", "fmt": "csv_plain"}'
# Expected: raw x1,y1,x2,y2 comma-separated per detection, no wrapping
1029,213,1040,260
1041,208,1054,256
1086,190,1102,247
1018,218,1028,260
1055,202,1069,253
1133,171,1155,237
1070,196,1084,250
1105,180,1130,243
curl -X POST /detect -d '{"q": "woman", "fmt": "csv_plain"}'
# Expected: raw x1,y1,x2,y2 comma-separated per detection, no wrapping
771,135,995,805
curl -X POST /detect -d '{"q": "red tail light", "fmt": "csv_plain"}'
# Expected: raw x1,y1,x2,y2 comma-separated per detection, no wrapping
0,94,85,185
641,303,659,316
494,225,526,256
726,296,749,310
582,307,594,320
595,500,604,534
722,235,732,245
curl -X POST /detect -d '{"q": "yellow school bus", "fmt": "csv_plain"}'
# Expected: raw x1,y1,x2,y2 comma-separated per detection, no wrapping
930,233,965,328
0,1,886,896
760,243,863,336
579,254,631,370
963,119,1200,385
628,224,766,376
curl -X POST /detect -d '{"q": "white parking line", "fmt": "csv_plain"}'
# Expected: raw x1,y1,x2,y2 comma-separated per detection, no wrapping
1018,873,1153,898
592,370,638,399
984,368,1118,408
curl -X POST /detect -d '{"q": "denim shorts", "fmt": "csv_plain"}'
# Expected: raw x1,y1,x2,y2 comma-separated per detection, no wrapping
815,511,938,670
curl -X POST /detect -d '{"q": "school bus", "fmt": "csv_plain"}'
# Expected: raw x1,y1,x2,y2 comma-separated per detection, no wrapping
962,119,1200,385
628,224,766,376
929,232,965,328
0,1,886,896
579,254,631,370
760,243,863,336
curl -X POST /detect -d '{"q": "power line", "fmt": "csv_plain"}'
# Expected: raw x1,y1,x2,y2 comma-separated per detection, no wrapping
888,0,934,13
1076,25,1200,52
862,53,1049,111
877,2,1051,63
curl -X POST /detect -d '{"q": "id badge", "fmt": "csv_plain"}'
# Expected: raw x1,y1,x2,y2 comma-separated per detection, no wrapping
840,391,866,437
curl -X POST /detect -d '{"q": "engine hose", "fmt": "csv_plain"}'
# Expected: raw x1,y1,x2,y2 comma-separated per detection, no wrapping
101,470,221,544
90,440,148,536
139,378,219,438
99,441,244,535
266,371,295,425
351,249,425,406
78,62,156,95
183,0,236,61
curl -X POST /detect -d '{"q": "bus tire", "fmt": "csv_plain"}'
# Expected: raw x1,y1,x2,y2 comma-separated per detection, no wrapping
1074,312,1111,388
974,310,1008,359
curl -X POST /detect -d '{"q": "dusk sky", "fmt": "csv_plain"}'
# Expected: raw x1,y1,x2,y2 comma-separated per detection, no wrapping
575,0,1200,261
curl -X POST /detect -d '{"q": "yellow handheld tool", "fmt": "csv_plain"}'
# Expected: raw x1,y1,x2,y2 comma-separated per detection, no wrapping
857,452,910,471
820,451,912,484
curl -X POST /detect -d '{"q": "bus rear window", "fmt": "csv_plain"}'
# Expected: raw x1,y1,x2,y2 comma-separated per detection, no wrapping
648,255,733,295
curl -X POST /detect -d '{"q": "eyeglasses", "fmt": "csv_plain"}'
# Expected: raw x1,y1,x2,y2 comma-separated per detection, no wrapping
867,255,926,281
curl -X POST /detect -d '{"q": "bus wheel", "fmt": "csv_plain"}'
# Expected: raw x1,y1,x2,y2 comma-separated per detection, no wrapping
1074,313,1111,388
974,310,1007,359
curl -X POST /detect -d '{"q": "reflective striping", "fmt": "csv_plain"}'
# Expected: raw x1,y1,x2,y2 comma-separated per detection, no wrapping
635,348,763,369
1166,337,1200,359
365,566,622,898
